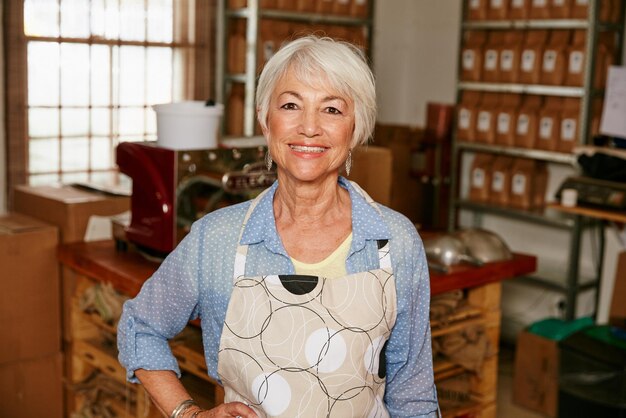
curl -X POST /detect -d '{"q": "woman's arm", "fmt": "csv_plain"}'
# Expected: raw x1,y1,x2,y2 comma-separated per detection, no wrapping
384,228,440,417
135,369,257,417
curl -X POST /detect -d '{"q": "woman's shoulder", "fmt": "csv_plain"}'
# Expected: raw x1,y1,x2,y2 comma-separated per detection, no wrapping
191,199,252,236
376,203,421,241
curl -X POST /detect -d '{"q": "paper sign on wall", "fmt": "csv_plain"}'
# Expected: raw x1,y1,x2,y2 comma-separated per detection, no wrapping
600,66,626,139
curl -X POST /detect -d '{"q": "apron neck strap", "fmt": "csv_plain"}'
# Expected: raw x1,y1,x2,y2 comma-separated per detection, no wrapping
233,180,390,280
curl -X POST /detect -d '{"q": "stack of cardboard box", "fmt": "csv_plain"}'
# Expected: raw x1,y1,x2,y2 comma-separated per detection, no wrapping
0,214,62,417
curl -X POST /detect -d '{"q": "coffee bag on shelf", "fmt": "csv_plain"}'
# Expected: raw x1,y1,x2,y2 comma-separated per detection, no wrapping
496,94,522,146
540,30,570,85
461,31,487,82
499,31,525,83
469,153,496,202
558,98,580,153
519,30,548,85
514,95,543,148
457,91,482,142
550,0,573,18
536,96,563,151
467,0,488,20
510,158,535,209
529,0,551,19
510,0,531,19
490,156,515,206
475,93,500,144
487,0,510,19
483,32,505,82
565,30,586,86
350,0,369,17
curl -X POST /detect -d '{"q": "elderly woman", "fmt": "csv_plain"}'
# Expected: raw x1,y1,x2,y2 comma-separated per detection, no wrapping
118,35,439,418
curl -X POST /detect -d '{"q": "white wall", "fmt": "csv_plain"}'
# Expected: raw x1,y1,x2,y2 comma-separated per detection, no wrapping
373,2,626,334
373,0,461,126
0,4,6,215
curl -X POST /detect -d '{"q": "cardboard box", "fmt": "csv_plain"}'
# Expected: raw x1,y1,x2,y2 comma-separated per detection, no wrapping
0,352,63,418
513,329,559,417
0,214,60,364
13,185,130,343
350,146,393,207
13,184,130,243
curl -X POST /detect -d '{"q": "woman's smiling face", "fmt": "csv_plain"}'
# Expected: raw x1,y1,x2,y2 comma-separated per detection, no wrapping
263,67,355,184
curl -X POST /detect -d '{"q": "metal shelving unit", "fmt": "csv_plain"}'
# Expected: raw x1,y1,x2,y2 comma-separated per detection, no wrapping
216,0,375,137
449,0,624,320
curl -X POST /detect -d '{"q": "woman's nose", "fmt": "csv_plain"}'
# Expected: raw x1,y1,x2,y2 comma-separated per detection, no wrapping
299,109,322,137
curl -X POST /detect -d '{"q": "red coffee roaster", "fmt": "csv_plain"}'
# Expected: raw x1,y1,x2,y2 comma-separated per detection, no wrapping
116,141,275,257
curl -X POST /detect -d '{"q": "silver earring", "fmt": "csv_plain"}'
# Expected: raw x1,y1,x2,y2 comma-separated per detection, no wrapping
265,151,273,171
345,150,352,176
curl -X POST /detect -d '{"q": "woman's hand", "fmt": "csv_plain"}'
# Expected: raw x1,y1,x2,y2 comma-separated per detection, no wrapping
199,402,258,417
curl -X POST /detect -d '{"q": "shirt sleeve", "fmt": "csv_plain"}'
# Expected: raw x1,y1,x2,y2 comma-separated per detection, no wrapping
117,223,202,383
384,232,440,417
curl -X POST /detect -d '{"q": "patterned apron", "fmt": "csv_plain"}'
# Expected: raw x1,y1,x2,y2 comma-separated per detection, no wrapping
217,185,398,417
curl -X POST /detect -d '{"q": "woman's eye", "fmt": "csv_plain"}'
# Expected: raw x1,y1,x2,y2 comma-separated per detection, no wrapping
281,102,297,110
326,107,342,115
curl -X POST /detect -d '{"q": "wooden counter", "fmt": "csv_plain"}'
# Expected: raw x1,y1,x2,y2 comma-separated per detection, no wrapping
58,239,536,297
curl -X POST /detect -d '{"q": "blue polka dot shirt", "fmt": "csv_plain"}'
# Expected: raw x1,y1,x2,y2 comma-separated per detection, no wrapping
117,176,439,417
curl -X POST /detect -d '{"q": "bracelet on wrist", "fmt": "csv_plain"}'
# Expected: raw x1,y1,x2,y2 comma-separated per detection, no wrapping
170,399,197,418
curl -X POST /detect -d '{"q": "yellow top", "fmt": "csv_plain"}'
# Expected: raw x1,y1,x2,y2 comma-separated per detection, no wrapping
291,233,353,278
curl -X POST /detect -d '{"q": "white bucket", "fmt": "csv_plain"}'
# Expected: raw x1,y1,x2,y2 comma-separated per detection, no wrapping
153,101,224,150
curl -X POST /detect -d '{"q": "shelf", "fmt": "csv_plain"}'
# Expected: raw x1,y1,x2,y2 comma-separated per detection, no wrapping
455,199,582,228
516,275,600,293
456,141,578,165
431,305,485,338
458,81,585,97
226,8,372,26
462,19,590,30
434,358,466,381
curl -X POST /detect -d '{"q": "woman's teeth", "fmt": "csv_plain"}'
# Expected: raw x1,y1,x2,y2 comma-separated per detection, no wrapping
290,145,326,153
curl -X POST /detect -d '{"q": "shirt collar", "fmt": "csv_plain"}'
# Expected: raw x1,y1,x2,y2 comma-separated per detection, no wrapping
240,177,391,254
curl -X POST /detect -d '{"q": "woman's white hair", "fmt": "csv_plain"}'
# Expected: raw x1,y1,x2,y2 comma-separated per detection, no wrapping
256,35,376,149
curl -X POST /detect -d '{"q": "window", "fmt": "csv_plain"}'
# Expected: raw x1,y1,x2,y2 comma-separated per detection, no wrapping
5,0,215,193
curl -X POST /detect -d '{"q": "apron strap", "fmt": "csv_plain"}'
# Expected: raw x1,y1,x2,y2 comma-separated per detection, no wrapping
232,187,272,281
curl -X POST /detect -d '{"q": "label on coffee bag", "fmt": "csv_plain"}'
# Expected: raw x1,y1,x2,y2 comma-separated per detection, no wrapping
521,50,535,72
561,118,577,141
512,174,527,195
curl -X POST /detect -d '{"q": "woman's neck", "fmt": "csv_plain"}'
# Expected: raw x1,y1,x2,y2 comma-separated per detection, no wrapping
273,172,349,225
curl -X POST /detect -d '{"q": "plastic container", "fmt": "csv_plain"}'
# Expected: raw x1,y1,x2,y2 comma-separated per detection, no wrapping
153,101,224,150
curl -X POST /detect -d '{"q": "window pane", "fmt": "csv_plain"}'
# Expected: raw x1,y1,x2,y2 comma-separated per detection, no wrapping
30,174,61,186
29,138,60,173
91,137,113,169
172,48,190,102
91,108,111,136
147,0,173,42
61,137,89,170
61,43,90,106
61,108,89,136
146,47,172,104
29,107,60,138
60,0,90,38
120,0,146,42
24,0,59,37
90,170,120,185
92,0,121,39
91,45,111,106
28,42,60,106
146,107,157,135
119,46,145,106
119,107,145,137
61,172,89,184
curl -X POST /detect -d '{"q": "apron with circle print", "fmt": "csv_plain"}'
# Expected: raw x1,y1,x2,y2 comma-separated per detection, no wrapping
217,185,398,417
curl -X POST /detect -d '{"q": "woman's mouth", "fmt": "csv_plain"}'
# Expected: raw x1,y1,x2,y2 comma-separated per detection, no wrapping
289,145,327,153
